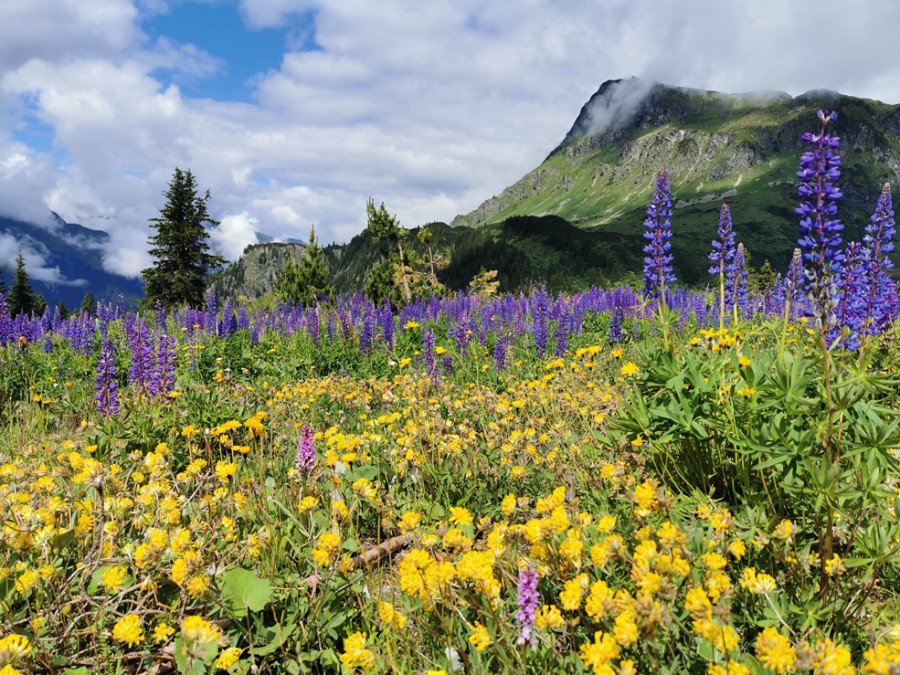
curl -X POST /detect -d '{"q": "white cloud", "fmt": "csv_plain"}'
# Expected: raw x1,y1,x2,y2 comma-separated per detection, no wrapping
0,0,898,284
0,233,86,285
211,211,259,261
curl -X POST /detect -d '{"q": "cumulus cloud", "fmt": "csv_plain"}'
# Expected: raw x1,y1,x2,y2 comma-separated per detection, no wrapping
0,0,899,282
211,212,260,261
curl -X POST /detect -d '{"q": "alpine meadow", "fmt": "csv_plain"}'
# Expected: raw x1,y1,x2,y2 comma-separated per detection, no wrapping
3,95,900,675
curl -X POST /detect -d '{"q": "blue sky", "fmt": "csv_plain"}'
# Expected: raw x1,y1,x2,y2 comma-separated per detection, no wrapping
1,0,899,282
142,1,318,102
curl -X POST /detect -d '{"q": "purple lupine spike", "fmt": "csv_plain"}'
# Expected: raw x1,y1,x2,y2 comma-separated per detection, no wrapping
609,306,623,344
554,312,569,358
831,241,865,350
95,331,120,416
492,331,506,371
423,328,440,385
642,170,677,300
361,304,376,355
205,288,217,335
295,425,316,472
515,566,539,648
531,288,549,358
0,294,12,345
454,312,471,357
785,248,805,305
379,300,395,350
441,354,454,377
796,110,844,329
149,334,176,395
727,242,749,316
861,183,897,332
708,203,736,276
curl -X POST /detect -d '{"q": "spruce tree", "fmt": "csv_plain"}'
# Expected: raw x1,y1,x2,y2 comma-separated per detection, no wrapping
142,168,226,309
0,264,7,296
9,252,37,317
275,225,333,307
80,291,95,316
364,199,413,305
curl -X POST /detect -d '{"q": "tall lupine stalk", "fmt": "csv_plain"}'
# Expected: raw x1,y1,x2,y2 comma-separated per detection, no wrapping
94,328,120,417
797,110,845,330
796,109,844,594
832,241,866,351
860,182,896,336
642,171,676,303
727,242,748,324
531,289,549,358
642,170,677,349
708,203,736,329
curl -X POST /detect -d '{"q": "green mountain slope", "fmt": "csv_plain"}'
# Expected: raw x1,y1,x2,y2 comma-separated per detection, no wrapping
451,78,900,282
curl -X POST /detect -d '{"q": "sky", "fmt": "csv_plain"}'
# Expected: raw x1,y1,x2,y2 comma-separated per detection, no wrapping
1,0,900,282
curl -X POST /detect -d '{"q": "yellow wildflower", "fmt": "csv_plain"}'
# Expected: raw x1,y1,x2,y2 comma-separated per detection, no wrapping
468,621,490,651
340,632,375,669
111,615,144,648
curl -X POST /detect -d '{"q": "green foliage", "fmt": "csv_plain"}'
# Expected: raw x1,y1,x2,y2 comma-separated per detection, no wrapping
364,198,414,304
609,319,900,637
219,568,273,618
142,168,227,309
274,226,333,307
8,252,38,317
80,291,95,316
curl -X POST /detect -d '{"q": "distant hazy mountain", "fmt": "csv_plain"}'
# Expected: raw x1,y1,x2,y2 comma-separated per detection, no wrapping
0,213,143,310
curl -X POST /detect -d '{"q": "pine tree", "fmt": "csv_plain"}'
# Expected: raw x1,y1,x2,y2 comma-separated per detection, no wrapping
0,264,7,296
9,252,37,317
142,168,226,309
365,198,412,304
80,291,96,316
275,225,333,307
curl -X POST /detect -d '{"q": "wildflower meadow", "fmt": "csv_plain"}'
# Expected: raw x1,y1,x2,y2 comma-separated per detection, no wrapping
1,110,899,674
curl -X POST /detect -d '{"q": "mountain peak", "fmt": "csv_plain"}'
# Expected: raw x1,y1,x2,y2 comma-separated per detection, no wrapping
548,78,794,159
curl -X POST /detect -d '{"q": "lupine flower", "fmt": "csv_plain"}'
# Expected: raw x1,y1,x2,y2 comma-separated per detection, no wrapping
515,566,539,647
832,241,866,350
95,332,120,416
609,306,623,344
727,242,748,316
861,182,897,332
642,170,677,300
493,332,507,371
295,425,316,472
708,203,736,276
423,329,440,385
532,289,549,358
796,110,844,329
785,248,805,306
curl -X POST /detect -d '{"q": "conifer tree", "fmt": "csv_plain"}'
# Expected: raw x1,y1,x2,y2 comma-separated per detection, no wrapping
80,291,95,316
0,264,6,296
142,168,226,309
275,225,333,307
365,198,412,303
9,252,37,317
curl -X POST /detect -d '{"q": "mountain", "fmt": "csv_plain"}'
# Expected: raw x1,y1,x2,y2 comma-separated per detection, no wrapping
212,242,307,302
451,78,900,283
0,213,144,310
215,78,900,302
